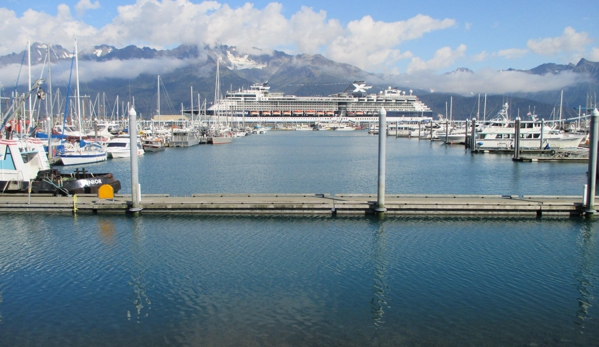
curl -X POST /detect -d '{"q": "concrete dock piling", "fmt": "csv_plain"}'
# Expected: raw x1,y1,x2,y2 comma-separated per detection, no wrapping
585,108,599,216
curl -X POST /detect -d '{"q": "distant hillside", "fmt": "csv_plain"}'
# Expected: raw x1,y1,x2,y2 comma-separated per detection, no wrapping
1,42,597,120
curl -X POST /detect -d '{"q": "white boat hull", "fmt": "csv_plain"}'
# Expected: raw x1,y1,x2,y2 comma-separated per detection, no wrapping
443,134,468,144
211,136,233,144
107,149,144,158
143,145,165,152
476,135,584,150
60,152,107,166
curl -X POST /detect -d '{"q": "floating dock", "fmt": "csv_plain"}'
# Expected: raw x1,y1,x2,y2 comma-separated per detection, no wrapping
0,193,589,217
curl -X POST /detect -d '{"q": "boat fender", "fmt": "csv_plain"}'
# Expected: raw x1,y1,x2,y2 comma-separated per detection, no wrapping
550,150,556,156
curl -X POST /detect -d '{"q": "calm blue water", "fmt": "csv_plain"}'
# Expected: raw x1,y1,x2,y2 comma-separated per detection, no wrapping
86,130,588,196
0,131,597,346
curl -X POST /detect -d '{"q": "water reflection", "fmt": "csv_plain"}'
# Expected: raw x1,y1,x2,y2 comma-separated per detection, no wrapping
370,219,390,327
97,219,116,245
574,222,597,330
127,217,152,323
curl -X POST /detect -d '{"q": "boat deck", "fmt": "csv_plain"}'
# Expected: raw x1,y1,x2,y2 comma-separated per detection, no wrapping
0,193,589,217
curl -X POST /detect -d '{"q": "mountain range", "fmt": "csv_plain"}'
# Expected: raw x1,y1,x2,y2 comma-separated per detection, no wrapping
1,42,598,121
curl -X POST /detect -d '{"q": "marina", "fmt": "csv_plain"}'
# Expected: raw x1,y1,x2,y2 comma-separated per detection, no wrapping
0,130,598,347
1,4,597,345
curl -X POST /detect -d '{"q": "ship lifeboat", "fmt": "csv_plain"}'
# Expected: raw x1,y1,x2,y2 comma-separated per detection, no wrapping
292,110,303,116
325,111,335,116
272,111,281,116
262,110,271,116
316,111,325,116
355,111,364,116
347,111,355,116
250,111,259,116
305,110,315,116
283,110,292,116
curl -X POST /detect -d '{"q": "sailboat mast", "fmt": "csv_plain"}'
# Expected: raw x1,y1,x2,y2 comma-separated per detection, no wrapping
477,93,480,119
75,40,83,141
28,41,32,135
46,45,54,158
215,58,220,130
157,75,160,122
559,90,564,129
198,93,202,126
483,93,487,122
47,44,54,124
449,96,453,123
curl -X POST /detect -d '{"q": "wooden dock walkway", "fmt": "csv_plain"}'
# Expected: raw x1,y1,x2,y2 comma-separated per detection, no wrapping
0,193,589,217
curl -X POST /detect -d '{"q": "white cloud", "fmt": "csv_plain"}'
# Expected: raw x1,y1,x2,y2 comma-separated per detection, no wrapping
497,48,528,60
75,0,101,17
0,57,190,89
325,14,454,71
0,5,99,55
0,1,455,74
0,0,594,97
288,7,343,53
472,50,489,62
394,68,584,96
406,44,467,73
527,27,592,58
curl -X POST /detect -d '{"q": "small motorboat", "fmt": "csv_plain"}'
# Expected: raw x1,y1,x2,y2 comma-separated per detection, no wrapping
106,134,144,158
142,137,166,152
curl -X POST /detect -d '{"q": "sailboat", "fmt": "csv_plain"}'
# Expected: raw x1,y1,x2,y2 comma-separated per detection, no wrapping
210,58,233,145
0,77,118,195
57,40,107,165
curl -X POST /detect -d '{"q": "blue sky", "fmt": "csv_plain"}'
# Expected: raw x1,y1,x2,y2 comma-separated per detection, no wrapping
1,0,598,94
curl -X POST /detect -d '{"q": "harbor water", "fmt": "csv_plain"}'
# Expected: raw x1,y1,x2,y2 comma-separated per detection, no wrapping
95,130,587,196
1,131,597,346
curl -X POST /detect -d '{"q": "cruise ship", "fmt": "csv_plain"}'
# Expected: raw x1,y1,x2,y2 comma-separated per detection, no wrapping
208,81,434,122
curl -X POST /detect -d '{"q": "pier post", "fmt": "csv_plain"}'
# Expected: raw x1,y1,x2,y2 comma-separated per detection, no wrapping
430,121,433,141
445,119,448,144
465,119,469,148
540,119,545,150
376,107,387,214
514,118,521,160
129,106,142,212
471,118,477,151
585,109,599,216
94,118,98,142
396,120,399,138
47,117,53,159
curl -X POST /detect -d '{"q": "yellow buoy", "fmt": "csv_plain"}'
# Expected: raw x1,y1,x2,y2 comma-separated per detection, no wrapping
98,184,114,199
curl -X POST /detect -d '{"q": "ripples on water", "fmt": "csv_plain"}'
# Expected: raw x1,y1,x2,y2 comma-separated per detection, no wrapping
0,213,597,346
0,131,595,345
